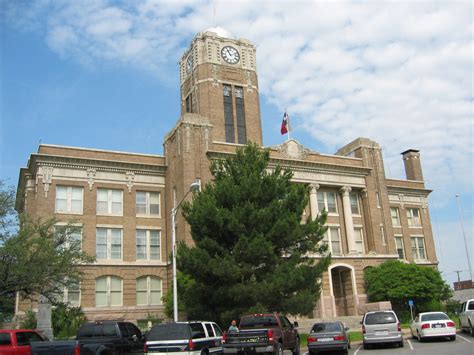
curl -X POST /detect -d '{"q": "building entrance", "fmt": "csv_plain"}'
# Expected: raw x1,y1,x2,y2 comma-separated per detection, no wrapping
331,265,356,316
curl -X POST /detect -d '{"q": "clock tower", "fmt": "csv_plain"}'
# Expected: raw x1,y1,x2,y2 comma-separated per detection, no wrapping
178,28,263,145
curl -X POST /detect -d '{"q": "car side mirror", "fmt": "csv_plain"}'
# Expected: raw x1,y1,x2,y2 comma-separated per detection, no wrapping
359,321,362,325
293,322,299,328
345,327,350,331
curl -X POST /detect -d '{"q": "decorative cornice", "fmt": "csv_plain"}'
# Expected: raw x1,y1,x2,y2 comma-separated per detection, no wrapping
206,149,372,178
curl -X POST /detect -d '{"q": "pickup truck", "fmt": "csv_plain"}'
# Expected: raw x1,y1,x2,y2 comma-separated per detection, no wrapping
223,314,299,355
460,298,474,336
0,329,44,354
30,320,145,354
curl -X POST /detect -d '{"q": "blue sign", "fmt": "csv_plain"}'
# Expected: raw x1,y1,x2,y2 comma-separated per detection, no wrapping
408,300,414,306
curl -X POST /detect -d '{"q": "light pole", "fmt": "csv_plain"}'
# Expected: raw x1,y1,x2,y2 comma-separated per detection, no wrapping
171,179,201,322
455,194,473,283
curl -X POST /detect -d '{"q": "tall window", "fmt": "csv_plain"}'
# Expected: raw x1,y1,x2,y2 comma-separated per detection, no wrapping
97,189,123,215
235,87,247,144
390,207,400,226
223,85,234,143
354,227,365,253
96,276,122,307
185,94,192,113
395,236,405,259
54,281,81,307
55,186,83,214
136,276,162,306
317,191,338,214
136,230,161,260
136,191,160,216
406,208,421,227
96,228,122,260
323,227,341,255
411,236,426,260
55,226,82,251
350,193,360,214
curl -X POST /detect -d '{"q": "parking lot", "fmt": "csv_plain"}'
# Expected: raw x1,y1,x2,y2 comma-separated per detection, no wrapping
300,333,473,355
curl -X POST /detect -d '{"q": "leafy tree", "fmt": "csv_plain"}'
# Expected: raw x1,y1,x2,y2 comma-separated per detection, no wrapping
51,304,87,339
0,180,94,321
177,143,331,324
364,260,452,320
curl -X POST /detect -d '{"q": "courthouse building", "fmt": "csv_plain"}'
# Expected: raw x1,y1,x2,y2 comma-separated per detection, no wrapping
15,28,438,325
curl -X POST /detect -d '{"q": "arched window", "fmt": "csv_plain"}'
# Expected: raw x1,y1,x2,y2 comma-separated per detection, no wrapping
136,276,162,306
96,276,122,307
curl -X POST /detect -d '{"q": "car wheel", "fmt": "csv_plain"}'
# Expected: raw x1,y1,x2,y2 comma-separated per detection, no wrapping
417,332,423,343
348,341,351,349
292,339,300,355
399,340,404,348
274,343,283,355
201,350,209,355
470,322,474,337
363,342,371,350
450,335,456,341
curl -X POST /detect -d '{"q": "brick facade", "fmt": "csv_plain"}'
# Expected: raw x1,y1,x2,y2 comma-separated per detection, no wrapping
15,29,438,325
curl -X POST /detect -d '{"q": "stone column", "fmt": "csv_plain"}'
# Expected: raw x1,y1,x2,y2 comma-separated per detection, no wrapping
340,186,357,254
309,184,320,220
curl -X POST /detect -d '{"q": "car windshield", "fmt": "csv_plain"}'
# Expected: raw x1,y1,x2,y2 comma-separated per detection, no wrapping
147,324,191,341
239,315,278,328
421,313,449,321
365,312,396,325
311,323,342,333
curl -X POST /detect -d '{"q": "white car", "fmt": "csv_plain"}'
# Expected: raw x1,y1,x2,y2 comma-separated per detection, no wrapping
459,299,474,336
410,312,456,342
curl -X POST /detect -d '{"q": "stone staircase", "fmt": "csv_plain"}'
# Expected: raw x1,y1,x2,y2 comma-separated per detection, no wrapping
294,316,363,333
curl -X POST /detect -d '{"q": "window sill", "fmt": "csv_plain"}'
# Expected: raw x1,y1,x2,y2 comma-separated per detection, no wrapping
136,214,161,219
97,213,124,217
55,211,83,215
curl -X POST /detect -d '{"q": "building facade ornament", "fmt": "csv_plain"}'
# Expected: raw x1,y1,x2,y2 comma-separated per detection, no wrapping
125,171,135,192
42,166,54,197
86,168,96,191
274,139,314,160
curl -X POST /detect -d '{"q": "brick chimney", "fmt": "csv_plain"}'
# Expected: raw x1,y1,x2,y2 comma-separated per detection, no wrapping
401,149,424,181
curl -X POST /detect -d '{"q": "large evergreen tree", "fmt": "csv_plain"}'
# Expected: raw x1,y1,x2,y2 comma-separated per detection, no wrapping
177,143,331,324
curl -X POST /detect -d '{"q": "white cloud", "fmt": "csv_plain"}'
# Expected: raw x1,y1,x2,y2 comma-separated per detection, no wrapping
3,0,473,206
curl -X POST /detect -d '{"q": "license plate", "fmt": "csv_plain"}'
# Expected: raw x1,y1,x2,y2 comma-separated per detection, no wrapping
318,338,332,342
375,331,389,336
433,324,445,328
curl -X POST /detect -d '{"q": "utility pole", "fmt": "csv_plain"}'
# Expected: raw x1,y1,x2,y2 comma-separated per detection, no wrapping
454,270,462,287
455,194,473,282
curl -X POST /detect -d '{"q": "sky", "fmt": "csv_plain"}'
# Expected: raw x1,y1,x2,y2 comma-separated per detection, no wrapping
1,0,472,286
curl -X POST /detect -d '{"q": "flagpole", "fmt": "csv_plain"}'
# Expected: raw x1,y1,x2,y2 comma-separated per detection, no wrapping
286,108,290,141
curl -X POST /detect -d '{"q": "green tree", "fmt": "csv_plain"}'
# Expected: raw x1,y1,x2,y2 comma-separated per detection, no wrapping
51,304,87,339
364,260,452,320
0,180,94,321
177,143,331,324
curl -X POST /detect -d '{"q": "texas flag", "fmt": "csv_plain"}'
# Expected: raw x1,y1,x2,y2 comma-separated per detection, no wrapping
280,111,289,135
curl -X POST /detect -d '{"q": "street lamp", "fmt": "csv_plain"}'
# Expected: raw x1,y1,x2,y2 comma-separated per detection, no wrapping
171,179,201,322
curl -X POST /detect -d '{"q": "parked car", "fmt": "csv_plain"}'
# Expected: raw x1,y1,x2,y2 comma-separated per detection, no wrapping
409,311,456,342
307,321,350,354
222,313,299,355
0,329,44,355
361,310,403,349
30,320,145,354
459,298,474,336
144,321,223,354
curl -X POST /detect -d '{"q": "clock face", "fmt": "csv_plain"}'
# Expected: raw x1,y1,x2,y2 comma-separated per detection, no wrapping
221,46,240,64
186,56,193,73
